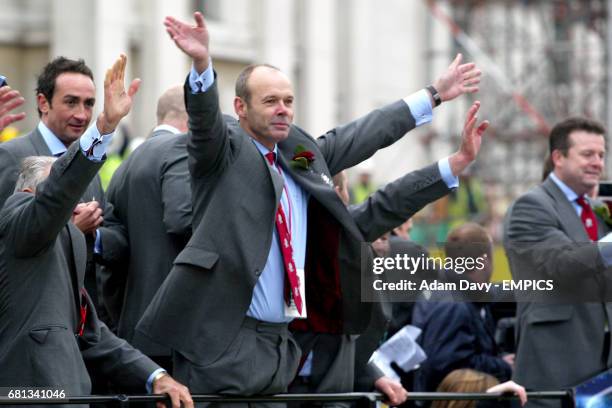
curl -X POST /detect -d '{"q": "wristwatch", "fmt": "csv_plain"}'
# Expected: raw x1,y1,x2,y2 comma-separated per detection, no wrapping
426,85,441,107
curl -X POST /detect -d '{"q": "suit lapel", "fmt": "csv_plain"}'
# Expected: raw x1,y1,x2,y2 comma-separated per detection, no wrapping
28,129,53,156
278,137,363,240
542,178,590,242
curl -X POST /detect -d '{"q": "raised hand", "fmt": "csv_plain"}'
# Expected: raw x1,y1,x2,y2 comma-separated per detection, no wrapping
433,53,481,103
97,54,141,135
0,86,25,132
164,11,210,73
449,100,489,176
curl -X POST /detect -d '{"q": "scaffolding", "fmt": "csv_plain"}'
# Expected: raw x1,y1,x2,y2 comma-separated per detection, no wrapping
426,0,609,195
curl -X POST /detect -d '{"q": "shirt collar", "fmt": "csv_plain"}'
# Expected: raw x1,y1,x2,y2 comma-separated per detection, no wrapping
37,121,68,156
153,124,182,135
549,172,582,203
251,138,278,161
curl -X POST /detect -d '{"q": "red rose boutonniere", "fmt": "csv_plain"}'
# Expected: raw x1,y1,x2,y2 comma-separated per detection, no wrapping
291,145,315,170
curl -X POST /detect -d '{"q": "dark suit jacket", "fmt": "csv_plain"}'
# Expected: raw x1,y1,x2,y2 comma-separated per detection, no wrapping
0,128,110,324
98,129,192,356
0,142,158,399
354,237,429,391
504,176,612,405
137,79,450,367
412,297,511,392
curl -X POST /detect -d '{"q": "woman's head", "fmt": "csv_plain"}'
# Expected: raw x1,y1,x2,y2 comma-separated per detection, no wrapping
431,369,499,408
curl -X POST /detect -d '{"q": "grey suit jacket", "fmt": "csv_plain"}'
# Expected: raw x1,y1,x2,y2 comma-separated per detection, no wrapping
137,79,450,367
0,142,158,399
98,129,192,356
0,128,110,324
503,176,612,404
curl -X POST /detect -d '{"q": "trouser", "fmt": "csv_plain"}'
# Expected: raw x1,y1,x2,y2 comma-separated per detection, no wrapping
173,316,302,408
288,332,355,408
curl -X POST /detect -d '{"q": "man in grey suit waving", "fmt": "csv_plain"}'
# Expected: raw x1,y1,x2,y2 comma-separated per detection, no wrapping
0,55,192,408
504,117,612,407
0,57,111,329
138,11,488,406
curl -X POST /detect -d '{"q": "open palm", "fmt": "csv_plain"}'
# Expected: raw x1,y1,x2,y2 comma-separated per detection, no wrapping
100,54,140,134
164,12,209,65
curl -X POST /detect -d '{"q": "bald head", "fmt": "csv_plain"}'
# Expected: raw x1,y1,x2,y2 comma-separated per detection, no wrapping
156,85,188,133
233,64,295,149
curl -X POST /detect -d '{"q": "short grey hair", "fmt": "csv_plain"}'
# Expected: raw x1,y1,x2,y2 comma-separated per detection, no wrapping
14,156,56,192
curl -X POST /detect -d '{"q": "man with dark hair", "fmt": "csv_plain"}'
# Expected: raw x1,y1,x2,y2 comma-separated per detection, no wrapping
0,57,111,329
34,57,94,118
0,55,192,408
138,11,489,407
504,117,612,407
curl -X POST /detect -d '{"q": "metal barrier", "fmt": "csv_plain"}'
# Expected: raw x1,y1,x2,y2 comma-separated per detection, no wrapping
0,390,573,406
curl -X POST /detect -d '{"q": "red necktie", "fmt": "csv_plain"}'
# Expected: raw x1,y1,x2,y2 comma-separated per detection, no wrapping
265,152,303,314
576,196,598,241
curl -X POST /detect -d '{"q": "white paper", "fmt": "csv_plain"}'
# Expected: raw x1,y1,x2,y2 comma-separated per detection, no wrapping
369,325,427,381
284,268,307,318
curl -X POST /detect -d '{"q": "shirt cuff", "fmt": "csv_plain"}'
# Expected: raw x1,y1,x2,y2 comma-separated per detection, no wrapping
438,157,459,189
403,89,433,127
146,368,167,394
79,125,114,161
598,234,612,266
189,59,214,94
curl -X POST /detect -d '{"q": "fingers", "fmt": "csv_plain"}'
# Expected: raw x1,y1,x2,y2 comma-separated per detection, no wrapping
128,78,141,98
179,386,194,408
386,383,408,406
458,62,476,74
0,86,15,100
0,94,25,115
459,65,481,94
462,69,481,82
0,112,26,129
104,66,112,90
154,376,193,408
374,377,408,407
0,87,24,105
476,120,490,136
0,87,26,128
487,381,527,407
516,385,528,406
450,53,462,69
164,17,179,40
194,11,206,28
72,202,103,234
464,101,481,129
118,54,127,84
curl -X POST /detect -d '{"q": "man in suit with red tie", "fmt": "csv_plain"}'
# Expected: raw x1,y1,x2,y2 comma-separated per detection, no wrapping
138,11,489,407
504,117,612,407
